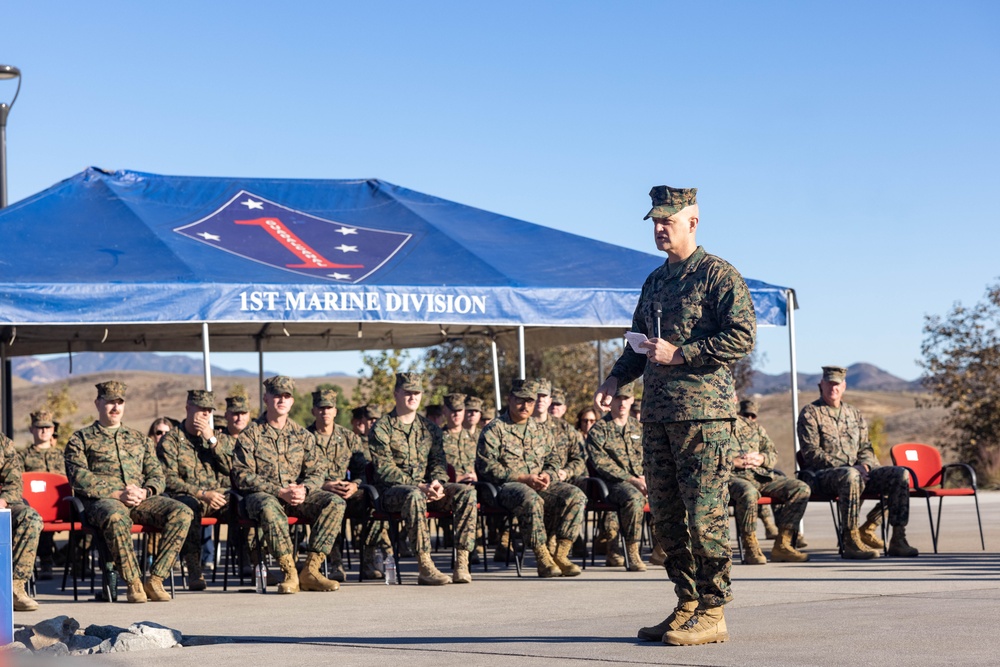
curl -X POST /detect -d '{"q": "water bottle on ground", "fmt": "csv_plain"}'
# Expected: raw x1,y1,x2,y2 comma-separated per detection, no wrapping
255,562,267,594
384,552,397,585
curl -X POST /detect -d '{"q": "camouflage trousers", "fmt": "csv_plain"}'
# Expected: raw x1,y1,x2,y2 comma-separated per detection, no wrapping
83,495,193,582
379,483,478,553
810,465,910,529
605,481,647,544
496,481,586,549
244,490,344,558
644,420,734,608
728,475,810,536
8,502,42,580
171,494,230,559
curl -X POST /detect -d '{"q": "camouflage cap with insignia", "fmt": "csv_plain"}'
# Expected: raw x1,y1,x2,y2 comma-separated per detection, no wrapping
263,375,295,395
351,404,381,421
464,396,484,412
30,409,55,428
550,388,566,405
226,395,251,413
739,399,759,417
822,366,848,384
186,389,216,409
643,185,698,220
534,378,552,396
614,383,635,399
95,380,127,401
394,372,424,392
443,393,467,412
510,378,539,400
312,388,337,408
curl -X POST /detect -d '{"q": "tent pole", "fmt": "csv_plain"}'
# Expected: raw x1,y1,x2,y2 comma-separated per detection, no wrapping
491,339,501,415
257,338,264,414
787,289,800,459
0,343,8,438
201,322,213,391
518,326,525,380
597,340,604,383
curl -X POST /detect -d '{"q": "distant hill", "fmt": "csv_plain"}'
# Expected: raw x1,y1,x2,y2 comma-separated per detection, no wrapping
749,362,923,395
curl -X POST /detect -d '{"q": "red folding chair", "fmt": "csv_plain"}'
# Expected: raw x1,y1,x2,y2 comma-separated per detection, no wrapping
21,472,79,595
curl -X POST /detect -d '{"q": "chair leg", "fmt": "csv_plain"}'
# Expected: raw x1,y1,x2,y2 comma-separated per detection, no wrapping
974,492,985,550
926,496,938,553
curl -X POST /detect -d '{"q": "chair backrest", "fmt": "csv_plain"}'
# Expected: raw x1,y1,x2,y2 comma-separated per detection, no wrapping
21,472,72,523
889,443,943,488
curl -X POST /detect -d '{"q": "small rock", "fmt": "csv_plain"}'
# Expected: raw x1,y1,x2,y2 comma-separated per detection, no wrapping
127,621,182,648
37,641,70,657
0,641,31,655
85,623,128,640
67,634,104,653
13,627,32,645
25,615,80,650
108,633,163,653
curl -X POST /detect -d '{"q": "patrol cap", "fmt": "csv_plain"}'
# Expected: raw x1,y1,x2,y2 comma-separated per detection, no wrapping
444,393,467,412
312,388,337,408
739,399,759,417
644,186,698,220
395,372,424,392
534,378,552,396
352,404,381,421
822,366,848,384
30,410,55,428
614,383,635,399
464,396,484,412
95,380,127,401
550,388,566,405
226,395,251,413
510,379,539,400
263,375,295,395
186,389,216,409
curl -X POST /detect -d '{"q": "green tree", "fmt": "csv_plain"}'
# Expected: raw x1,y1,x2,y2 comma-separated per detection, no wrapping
43,384,78,448
732,348,764,398
353,350,419,413
868,417,886,460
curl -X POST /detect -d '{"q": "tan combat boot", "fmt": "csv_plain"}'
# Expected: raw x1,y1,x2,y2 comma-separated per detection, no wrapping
277,553,300,593
299,552,340,591
859,518,885,551
453,550,473,584
771,528,809,562
593,531,610,555
126,579,147,603
664,606,729,646
12,579,38,611
546,533,557,555
740,532,767,565
494,529,511,562
417,552,452,585
625,542,647,572
637,599,699,641
796,533,809,548
761,508,780,540
649,543,666,566
606,537,625,567
553,538,582,577
184,552,206,591
143,575,172,601
533,543,562,578
362,546,384,579
328,545,347,583
841,529,878,560
887,525,919,557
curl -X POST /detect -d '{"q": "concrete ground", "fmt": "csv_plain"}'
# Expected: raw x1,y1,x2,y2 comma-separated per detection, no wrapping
17,492,1000,666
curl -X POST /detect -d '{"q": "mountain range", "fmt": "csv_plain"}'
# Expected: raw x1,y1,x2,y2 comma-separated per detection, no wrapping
748,362,923,395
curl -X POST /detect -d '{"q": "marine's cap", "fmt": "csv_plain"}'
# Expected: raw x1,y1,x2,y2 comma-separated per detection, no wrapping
352,405,382,421
644,186,698,220
534,378,552,396
30,410,55,428
444,393,467,412
395,372,424,392
739,399,759,417
186,389,216,409
95,381,127,401
821,366,848,384
510,379,539,400
312,388,337,408
263,375,295,395
464,396,484,412
614,383,635,399
550,388,566,405
226,395,251,413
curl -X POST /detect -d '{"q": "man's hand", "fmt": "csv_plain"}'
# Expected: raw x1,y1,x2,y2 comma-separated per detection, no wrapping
279,484,307,506
419,480,446,502
121,484,148,508
456,471,478,483
852,463,871,482
629,475,648,496
0,498,8,509
202,490,228,511
192,412,215,442
557,468,568,482
639,338,684,365
734,452,764,469
594,377,619,412
325,480,358,499
518,473,550,492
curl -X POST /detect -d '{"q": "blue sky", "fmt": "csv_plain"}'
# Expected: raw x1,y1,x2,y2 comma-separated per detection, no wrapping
3,2,998,381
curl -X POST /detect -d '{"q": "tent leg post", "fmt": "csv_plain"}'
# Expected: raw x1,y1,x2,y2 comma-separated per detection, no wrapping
491,339,501,414
257,338,264,414
787,289,802,535
201,322,213,391
0,343,9,439
518,326,525,380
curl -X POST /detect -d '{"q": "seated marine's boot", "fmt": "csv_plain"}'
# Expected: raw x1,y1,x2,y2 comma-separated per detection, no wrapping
637,599,699,641
887,526,919,557
327,545,347,583
664,606,729,646
417,552,452,585
126,578,147,603
593,531,610,556
859,518,885,551
453,549,473,584
740,532,767,564
277,554,300,593
143,575,172,601
300,552,340,591
362,546,384,580
533,544,562,578
184,552,206,591
12,579,38,611
554,538,582,577
796,533,809,548
771,528,809,562
606,537,625,567
494,529,511,563
761,509,780,540
626,542,647,572
841,529,878,560
649,543,666,567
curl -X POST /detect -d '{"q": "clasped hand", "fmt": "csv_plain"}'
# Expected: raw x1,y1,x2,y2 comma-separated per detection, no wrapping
419,480,446,502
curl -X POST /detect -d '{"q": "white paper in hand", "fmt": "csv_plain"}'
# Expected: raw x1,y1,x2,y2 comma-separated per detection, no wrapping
624,331,648,353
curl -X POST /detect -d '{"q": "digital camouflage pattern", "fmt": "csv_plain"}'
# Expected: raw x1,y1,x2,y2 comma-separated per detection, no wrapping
542,418,587,481
19,446,65,474
64,422,192,582
1,434,42,580
476,412,586,548
369,411,477,553
643,185,698,220
586,414,646,543
442,426,477,476
729,415,809,534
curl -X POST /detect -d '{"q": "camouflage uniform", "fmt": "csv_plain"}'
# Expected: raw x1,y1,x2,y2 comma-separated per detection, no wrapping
476,411,587,548
729,415,810,536
442,427,477,477
1,435,43,581
544,418,588,484
231,417,344,558
64,422,193,583
586,414,646,544
19,446,65,474
797,398,910,529
368,410,478,553
610,242,756,608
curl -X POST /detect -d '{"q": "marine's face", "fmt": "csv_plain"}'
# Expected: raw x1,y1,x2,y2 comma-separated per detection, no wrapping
464,410,481,428
610,395,634,420
819,379,846,406
509,395,535,424
652,207,697,255
549,403,567,419
30,424,54,446
445,407,465,429
266,391,294,417
533,393,552,417
312,404,337,429
394,388,422,414
96,398,125,427
226,411,250,434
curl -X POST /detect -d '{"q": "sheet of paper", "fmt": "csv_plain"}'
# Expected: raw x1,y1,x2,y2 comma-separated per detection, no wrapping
624,331,648,353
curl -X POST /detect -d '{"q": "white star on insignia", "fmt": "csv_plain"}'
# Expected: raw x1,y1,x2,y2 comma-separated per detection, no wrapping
329,273,352,280
334,244,358,253
198,232,222,241
241,199,264,210
335,227,358,236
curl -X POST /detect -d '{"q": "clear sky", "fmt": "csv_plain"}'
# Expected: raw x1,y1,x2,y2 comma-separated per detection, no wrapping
2,2,998,381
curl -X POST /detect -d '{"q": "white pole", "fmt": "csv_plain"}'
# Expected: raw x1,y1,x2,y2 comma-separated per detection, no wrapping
257,338,265,414
201,322,213,391
491,339,502,415
787,289,800,459
518,326,525,380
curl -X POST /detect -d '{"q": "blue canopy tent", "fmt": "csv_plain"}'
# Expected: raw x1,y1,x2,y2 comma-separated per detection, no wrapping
0,168,801,434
